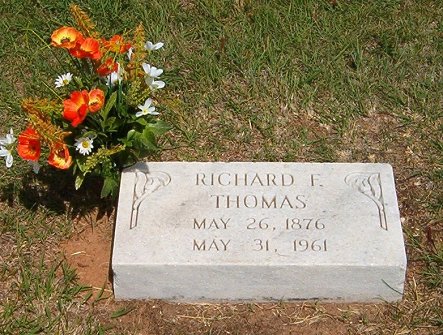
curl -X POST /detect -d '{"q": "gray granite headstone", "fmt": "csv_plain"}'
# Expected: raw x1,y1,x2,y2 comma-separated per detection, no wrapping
112,162,407,302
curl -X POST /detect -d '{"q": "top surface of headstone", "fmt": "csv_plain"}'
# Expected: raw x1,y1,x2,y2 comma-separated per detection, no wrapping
113,162,406,268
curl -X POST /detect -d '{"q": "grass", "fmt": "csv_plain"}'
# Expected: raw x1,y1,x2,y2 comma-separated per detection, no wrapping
0,0,442,334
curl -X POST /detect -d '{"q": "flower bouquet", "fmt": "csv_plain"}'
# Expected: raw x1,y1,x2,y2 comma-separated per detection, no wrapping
0,5,171,197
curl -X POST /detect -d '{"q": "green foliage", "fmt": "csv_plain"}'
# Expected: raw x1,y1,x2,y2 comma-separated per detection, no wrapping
7,5,171,198
422,246,443,291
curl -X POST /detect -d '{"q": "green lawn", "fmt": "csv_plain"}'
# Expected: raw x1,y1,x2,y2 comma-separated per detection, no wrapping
0,0,441,334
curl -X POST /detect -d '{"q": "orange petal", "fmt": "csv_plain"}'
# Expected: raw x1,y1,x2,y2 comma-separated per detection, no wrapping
48,143,72,169
71,37,102,60
96,58,118,77
63,90,89,127
51,26,84,49
88,89,105,113
17,127,41,161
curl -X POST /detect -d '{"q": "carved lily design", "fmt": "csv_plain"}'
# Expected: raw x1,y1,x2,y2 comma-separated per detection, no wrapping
131,170,171,229
345,172,387,230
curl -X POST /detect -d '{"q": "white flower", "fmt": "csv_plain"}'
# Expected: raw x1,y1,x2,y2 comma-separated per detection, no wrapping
105,63,124,87
145,41,164,51
142,63,163,78
128,41,163,61
74,136,94,155
0,128,15,168
136,98,159,117
145,77,166,90
0,147,13,168
141,63,165,90
127,47,134,60
55,73,73,88
0,128,15,147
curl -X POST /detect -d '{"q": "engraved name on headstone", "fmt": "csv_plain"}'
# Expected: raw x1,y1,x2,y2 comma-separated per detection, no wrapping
112,162,407,302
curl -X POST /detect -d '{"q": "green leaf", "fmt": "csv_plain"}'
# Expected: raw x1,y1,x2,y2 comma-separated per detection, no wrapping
127,129,136,140
75,174,85,190
76,157,87,173
101,91,117,121
121,129,137,148
111,307,134,319
105,117,116,127
130,132,143,148
103,117,120,132
146,120,172,136
101,176,119,198
81,130,98,139
81,291,93,304
135,118,148,126
141,128,158,150
73,76,84,88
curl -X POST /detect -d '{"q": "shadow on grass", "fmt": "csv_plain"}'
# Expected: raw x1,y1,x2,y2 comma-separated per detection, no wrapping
0,167,115,220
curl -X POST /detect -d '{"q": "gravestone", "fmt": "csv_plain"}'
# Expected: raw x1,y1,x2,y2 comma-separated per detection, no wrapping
112,162,407,302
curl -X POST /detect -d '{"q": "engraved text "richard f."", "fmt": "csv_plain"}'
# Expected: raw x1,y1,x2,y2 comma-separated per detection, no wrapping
196,172,296,187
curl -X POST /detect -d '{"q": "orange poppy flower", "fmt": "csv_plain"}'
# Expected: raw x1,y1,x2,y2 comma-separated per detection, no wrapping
103,35,131,53
17,127,41,161
51,26,84,49
48,143,72,170
88,88,105,113
70,37,102,60
96,58,118,76
63,90,89,127
88,89,105,113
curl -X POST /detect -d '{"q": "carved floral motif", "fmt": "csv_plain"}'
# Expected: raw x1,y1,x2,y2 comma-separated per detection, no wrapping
345,172,388,230
130,170,171,229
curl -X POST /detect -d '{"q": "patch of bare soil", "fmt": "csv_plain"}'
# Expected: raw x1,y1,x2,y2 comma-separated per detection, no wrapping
61,212,113,292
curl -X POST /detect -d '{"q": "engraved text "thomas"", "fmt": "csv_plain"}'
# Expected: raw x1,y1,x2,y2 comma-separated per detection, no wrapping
210,194,307,209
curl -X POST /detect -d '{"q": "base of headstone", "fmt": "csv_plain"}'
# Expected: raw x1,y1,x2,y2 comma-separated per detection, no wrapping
112,162,407,302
